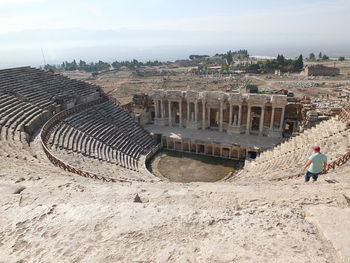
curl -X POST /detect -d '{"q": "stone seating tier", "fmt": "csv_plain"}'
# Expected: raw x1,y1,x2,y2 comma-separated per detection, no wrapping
0,67,159,182
235,117,349,181
47,100,158,173
0,67,100,108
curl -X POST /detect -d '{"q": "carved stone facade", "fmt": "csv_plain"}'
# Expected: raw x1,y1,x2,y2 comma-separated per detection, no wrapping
152,90,288,137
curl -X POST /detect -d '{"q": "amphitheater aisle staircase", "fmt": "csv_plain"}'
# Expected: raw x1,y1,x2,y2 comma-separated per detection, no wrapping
234,114,350,181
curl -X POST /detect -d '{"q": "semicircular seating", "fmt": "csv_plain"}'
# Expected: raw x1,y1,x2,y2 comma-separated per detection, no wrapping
46,100,159,181
0,67,159,182
0,67,100,157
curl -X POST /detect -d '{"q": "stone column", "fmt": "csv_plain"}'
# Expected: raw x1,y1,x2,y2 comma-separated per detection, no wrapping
158,100,162,118
246,105,251,133
259,106,265,135
270,106,275,131
195,101,198,122
179,101,183,127
168,101,172,127
279,107,285,131
160,100,164,118
219,102,223,132
238,104,242,126
187,101,190,122
202,100,206,130
155,100,159,118
207,107,211,128
229,103,233,126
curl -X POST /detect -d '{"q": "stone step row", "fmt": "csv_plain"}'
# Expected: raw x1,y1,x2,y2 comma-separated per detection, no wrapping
47,100,158,173
49,122,140,171
237,117,349,180
0,67,100,108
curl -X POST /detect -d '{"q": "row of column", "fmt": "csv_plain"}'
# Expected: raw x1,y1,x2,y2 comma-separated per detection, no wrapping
187,101,198,122
155,99,285,133
228,104,242,127
155,99,200,127
229,104,285,133
154,100,165,119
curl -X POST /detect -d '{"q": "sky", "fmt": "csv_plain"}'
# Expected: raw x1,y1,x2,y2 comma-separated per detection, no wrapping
0,0,350,68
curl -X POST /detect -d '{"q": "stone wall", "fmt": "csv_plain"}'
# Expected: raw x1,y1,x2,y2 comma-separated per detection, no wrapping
160,136,258,160
301,65,340,76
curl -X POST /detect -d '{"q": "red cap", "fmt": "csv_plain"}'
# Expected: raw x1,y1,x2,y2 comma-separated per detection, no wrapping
313,146,320,151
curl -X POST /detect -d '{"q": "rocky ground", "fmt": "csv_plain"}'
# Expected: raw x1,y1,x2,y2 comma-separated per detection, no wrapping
1,64,350,262
1,140,349,262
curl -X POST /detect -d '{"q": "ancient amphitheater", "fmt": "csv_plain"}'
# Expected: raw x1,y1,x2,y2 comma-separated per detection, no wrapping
1,67,350,263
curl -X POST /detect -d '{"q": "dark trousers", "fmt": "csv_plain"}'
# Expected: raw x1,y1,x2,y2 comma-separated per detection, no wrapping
305,171,319,182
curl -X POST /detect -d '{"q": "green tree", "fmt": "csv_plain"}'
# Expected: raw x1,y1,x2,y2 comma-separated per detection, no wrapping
221,64,229,73
246,63,260,73
226,51,233,65
318,52,323,60
322,54,329,61
277,54,285,66
79,60,86,68
338,56,345,61
309,53,316,61
43,64,57,71
293,54,304,72
189,55,209,60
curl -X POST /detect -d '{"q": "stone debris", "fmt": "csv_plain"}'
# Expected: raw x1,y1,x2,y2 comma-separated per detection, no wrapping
12,186,26,194
134,194,142,203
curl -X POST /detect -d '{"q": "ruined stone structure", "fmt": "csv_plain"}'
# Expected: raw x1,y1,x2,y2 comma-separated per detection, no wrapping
301,64,340,76
145,90,289,160
132,93,153,125
152,90,288,137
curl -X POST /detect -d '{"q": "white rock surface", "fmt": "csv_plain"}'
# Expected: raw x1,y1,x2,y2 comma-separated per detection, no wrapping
1,160,349,262
306,206,350,263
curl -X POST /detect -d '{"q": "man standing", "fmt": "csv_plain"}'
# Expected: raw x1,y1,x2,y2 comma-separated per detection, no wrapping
303,146,327,182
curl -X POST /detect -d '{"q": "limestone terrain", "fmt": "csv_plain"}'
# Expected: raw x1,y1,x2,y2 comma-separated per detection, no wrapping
1,145,350,262
0,67,350,262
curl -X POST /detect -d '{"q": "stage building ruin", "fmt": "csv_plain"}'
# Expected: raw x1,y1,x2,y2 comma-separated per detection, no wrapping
152,90,287,137
142,90,289,160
